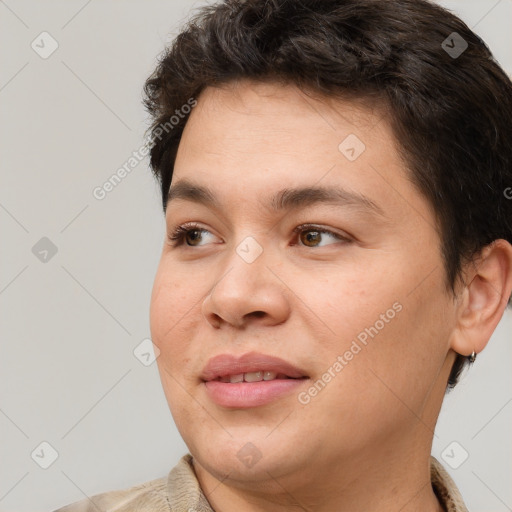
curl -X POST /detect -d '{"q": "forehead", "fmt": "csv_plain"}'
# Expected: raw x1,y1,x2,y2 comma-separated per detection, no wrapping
177,80,388,157
170,79,425,223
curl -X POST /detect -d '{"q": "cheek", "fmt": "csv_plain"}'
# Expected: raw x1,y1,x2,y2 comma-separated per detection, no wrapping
151,267,201,412
313,255,448,387
149,264,199,348
354,274,452,405
309,262,402,348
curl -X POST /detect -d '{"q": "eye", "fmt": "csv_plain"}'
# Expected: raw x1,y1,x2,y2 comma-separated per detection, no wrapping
167,223,217,247
292,224,351,248
167,222,351,249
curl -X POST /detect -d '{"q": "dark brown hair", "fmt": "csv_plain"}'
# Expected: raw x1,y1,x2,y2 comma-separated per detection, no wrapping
143,0,512,388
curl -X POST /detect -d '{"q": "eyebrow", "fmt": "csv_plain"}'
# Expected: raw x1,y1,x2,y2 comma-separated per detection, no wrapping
166,179,385,217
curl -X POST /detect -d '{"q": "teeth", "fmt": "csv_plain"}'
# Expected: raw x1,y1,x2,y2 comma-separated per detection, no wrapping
218,371,282,382
244,371,263,382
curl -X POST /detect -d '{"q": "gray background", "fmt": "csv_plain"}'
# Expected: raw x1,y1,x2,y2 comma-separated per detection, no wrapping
1,1,511,511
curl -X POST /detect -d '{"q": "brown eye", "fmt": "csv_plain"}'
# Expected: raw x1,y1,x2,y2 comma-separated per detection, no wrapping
167,223,215,247
185,229,203,246
299,230,322,247
293,224,351,248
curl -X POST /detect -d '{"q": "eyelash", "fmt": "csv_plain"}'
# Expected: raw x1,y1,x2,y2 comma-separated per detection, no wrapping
167,222,351,247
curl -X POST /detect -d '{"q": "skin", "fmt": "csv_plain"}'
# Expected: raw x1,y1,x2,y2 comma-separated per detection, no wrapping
149,79,512,512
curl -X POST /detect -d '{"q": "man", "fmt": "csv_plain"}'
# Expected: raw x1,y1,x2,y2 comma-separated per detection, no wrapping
55,0,512,510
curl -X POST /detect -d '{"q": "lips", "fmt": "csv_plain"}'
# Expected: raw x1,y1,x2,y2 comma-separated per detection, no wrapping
200,351,308,382
201,351,310,408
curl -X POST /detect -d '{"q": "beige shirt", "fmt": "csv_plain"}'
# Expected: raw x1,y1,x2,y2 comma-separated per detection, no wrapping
53,454,468,512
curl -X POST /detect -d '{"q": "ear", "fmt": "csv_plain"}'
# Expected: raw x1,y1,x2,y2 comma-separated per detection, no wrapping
450,239,512,357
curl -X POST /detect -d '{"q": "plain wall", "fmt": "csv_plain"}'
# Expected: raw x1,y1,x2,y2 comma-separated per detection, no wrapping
1,1,510,511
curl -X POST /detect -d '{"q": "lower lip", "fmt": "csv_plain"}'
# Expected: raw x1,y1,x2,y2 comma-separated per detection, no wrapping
204,378,308,408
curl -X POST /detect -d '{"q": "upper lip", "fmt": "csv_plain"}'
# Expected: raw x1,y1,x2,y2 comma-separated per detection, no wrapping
200,351,309,381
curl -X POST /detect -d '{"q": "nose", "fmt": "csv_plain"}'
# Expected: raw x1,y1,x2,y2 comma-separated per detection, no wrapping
201,244,291,329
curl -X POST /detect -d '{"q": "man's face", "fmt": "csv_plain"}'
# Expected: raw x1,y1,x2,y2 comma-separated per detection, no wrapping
150,80,457,485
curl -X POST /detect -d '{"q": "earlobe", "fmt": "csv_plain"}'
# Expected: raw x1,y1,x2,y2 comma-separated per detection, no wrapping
449,239,512,358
